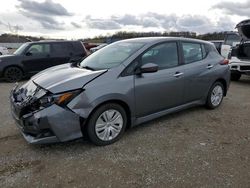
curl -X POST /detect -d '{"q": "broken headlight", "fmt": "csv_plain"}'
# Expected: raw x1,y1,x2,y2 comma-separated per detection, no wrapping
39,89,82,108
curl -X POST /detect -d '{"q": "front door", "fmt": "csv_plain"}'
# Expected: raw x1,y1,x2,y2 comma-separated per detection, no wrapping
22,43,51,74
134,42,185,117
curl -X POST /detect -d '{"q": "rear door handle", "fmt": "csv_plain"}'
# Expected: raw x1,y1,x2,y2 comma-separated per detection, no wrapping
207,64,214,69
174,72,184,77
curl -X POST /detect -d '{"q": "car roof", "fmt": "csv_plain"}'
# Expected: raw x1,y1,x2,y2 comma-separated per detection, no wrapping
117,37,212,45
25,40,80,44
209,40,224,43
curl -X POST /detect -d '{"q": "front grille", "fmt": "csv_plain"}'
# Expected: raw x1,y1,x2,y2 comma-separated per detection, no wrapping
240,66,250,71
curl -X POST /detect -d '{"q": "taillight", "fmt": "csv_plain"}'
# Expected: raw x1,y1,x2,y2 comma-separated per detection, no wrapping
220,59,229,65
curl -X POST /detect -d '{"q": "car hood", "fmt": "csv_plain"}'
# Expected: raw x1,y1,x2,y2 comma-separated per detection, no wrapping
0,54,18,61
236,19,250,40
32,64,107,93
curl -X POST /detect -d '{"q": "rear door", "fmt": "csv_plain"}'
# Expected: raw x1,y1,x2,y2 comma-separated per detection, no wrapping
134,41,186,117
180,42,217,103
22,43,52,73
50,42,73,66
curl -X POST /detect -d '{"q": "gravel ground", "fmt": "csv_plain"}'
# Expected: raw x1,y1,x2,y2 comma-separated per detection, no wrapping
0,77,250,188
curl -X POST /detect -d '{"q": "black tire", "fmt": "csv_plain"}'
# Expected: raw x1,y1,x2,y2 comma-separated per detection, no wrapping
0,52,2,56
206,82,225,109
87,103,127,146
231,73,241,81
4,66,23,82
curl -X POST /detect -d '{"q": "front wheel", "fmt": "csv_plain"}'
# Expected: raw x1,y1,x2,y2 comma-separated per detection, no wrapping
4,66,23,82
87,103,127,146
206,82,224,109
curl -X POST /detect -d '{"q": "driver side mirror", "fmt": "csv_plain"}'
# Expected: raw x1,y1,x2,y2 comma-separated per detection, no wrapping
136,63,159,74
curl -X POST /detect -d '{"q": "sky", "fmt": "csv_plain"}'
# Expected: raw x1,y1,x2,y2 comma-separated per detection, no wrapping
0,0,249,39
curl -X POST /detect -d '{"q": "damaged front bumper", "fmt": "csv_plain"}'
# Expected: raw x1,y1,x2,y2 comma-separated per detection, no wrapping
10,87,84,144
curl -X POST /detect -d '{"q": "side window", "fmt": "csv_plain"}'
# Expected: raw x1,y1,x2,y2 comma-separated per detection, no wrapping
72,42,86,56
201,44,207,58
182,42,203,64
141,42,178,69
27,44,50,55
51,43,72,56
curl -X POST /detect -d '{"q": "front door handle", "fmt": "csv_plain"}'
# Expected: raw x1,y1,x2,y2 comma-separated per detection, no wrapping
174,72,184,77
207,64,214,69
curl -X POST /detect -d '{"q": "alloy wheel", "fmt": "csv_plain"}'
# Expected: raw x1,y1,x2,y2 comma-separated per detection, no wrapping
211,85,223,107
95,109,124,141
4,67,23,82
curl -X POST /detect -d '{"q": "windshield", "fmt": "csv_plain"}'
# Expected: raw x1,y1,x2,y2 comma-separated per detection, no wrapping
80,41,145,70
224,34,241,46
14,43,29,55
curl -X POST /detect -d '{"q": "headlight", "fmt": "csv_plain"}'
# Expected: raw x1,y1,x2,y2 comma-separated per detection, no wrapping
39,89,82,108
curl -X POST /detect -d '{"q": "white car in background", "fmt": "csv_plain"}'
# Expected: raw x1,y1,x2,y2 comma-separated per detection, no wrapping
220,32,241,58
0,46,9,55
229,19,250,81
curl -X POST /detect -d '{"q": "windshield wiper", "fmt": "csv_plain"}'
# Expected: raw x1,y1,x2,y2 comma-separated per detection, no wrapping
82,66,96,71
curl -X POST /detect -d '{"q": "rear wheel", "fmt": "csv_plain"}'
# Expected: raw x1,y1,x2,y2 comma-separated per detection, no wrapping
231,73,241,81
206,82,224,109
4,66,23,82
87,103,127,146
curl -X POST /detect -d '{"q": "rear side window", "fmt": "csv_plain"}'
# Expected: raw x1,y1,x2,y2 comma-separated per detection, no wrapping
51,43,72,56
72,42,87,56
182,42,204,64
141,42,179,69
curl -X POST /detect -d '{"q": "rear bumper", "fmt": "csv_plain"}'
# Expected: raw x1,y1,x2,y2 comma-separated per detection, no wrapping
10,94,84,144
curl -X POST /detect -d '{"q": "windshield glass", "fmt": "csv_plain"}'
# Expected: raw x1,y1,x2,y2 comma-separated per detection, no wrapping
80,41,145,70
14,43,29,55
224,34,241,46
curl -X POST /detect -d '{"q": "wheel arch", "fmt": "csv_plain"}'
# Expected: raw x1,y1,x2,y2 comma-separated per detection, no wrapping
3,64,24,75
81,99,132,136
213,78,228,96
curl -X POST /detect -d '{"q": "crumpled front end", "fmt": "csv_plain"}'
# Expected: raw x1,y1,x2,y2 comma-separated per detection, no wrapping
10,81,84,144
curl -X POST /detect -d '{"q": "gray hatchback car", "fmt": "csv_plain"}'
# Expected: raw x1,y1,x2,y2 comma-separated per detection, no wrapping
10,37,230,146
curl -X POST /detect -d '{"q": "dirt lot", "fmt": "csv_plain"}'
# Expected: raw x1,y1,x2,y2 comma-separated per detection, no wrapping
0,77,250,188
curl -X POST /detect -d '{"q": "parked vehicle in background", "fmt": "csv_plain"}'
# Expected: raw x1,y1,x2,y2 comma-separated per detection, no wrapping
0,46,9,55
90,43,108,53
229,19,250,81
209,40,223,54
82,42,98,51
0,40,88,82
221,32,241,58
10,37,230,146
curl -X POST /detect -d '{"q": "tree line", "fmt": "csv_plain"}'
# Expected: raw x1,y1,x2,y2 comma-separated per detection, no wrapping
85,31,229,43
0,31,230,43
